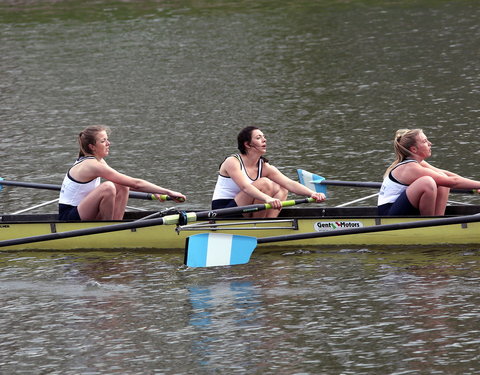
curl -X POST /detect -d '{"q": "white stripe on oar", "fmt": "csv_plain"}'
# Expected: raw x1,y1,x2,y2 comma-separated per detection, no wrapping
206,233,232,266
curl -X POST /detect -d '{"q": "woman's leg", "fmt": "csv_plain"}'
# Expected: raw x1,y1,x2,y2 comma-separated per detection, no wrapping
264,181,288,218
406,176,438,215
77,182,127,220
235,177,288,218
112,183,130,220
434,186,450,215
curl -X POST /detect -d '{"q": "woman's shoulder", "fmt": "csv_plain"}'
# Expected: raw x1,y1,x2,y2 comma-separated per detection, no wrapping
75,157,108,172
222,154,242,167
395,159,419,169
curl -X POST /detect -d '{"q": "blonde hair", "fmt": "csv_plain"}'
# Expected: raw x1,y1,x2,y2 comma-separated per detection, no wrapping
77,125,111,158
384,128,423,177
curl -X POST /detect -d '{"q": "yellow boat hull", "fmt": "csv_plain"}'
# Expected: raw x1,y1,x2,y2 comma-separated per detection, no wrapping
1,206,479,251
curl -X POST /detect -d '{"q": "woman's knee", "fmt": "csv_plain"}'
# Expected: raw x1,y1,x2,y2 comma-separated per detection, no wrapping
258,178,286,195
114,183,129,195
277,186,288,199
413,176,437,192
253,177,275,192
98,181,117,196
407,176,437,205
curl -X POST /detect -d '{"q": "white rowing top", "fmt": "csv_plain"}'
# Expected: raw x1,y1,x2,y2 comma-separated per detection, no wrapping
377,159,418,205
59,157,101,206
212,154,263,200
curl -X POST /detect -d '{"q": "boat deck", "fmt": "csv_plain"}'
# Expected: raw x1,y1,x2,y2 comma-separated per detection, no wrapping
1,205,479,223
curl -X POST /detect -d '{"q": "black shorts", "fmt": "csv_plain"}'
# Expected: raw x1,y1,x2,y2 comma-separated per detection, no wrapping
378,190,420,216
211,199,243,218
211,199,238,210
59,204,81,221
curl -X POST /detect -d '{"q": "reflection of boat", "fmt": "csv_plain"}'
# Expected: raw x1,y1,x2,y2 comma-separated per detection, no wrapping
1,205,479,251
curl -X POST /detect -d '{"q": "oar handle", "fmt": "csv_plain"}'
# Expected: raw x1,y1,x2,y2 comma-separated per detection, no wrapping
158,195,186,202
265,197,315,209
0,179,185,202
130,192,184,202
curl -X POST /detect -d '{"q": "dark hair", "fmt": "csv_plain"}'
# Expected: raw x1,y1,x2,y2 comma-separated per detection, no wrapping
236,126,268,163
237,126,259,154
78,125,111,158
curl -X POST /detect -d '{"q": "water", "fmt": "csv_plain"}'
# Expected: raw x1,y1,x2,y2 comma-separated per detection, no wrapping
1,0,479,210
1,248,480,374
1,0,480,373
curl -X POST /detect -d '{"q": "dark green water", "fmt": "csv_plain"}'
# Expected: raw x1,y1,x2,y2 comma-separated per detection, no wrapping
1,1,480,373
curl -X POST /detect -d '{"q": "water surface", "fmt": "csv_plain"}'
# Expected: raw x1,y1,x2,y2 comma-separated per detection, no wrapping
1,1,480,373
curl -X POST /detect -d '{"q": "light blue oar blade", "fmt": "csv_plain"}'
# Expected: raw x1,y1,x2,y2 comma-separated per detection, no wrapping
185,233,257,267
0,177,3,192
296,169,327,195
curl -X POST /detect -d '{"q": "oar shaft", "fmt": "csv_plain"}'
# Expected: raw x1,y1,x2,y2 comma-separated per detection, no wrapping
317,179,475,195
0,179,170,201
320,180,381,188
0,180,60,191
258,214,480,244
193,198,314,220
0,198,315,248
0,217,171,248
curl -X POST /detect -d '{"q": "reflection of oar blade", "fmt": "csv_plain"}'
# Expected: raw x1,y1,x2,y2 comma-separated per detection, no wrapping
185,213,480,267
0,198,314,248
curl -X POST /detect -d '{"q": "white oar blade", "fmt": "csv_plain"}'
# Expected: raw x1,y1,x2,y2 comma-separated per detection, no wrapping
297,169,327,194
185,233,257,267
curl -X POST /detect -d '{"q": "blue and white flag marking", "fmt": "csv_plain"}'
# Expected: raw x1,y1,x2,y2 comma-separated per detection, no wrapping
297,169,327,195
185,233,257,267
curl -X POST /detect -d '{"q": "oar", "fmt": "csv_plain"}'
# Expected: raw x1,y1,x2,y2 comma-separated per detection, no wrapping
335,193,379,207
0,198,314,248
296,169,478,195
0,178,176,202
184,213,480,267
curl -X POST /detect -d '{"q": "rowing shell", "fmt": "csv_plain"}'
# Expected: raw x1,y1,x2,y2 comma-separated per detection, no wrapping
0,205,479,251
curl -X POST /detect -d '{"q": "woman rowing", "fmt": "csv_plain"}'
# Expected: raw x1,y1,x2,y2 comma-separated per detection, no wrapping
59,125,186,221
211,126,326,218
378,128,480,216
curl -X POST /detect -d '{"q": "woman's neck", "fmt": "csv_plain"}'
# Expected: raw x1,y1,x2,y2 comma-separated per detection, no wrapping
82,153,102,161
241,152,261,167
